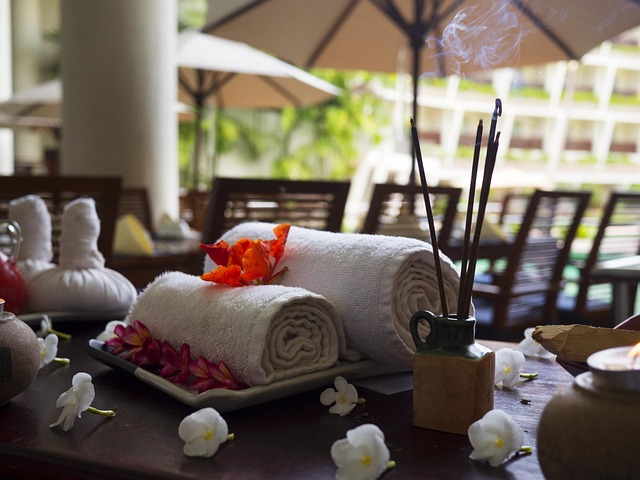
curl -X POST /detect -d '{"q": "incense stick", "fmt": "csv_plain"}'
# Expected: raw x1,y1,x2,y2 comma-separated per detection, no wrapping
459,99,502,319
457,119,483,319
410,118,448,317
460,130,501,318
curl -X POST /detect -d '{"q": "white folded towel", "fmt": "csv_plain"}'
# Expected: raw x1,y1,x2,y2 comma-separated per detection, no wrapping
8,195,56,279
125,271,357,386
26,198,137,315
206,222,465,370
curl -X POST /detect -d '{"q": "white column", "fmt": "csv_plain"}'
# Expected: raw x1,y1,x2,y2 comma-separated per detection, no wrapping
0,0,14,174
61,0,178,225
11,0,42,167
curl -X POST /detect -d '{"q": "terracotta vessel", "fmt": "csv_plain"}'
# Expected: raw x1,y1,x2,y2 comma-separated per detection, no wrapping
538,353,640,479
0,299,40,406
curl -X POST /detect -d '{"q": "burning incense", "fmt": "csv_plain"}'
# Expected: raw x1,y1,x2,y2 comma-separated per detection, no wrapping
459,99,502,318
410,118,448,317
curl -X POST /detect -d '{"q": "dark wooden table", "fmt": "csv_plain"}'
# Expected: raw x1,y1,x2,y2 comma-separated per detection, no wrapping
0,321,573,479
591,255,640,325
107,239,204,289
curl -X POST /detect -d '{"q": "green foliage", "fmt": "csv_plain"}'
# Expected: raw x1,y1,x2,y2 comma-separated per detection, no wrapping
270,70,389,180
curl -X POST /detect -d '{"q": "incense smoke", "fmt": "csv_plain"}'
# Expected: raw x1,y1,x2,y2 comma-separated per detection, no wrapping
437,0,527,74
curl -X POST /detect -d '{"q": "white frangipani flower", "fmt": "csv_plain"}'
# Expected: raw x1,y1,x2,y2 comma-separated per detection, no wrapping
179,407,232,458
38,333,59,368
495,348,525,389
320,376,360,416
50,372,96,431
38,315,71,340
468,409,524,467
331,424,393,480
516,327,555,359
96,320,127,342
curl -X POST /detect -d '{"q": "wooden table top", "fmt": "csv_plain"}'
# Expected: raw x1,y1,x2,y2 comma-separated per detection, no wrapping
592,255,640,281
0,321,573,479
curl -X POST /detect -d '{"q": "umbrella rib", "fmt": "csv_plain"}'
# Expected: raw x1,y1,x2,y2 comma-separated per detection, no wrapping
259,76,303,106
307,0,361,68
178,71,198,99
509,0,578,59
202,0,268,33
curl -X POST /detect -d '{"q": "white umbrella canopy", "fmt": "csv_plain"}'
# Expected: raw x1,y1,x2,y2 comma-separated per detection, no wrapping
177,30,341,186
177,30,341,109
204,0,640,180
0,79,194,124
0,80,61,119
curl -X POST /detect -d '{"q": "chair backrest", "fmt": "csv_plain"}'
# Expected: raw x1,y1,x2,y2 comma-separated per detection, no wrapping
360,183,462,248
179,189,210,232
117,187,154,234
573,191,640,320
201,177,351,244
497,192,531,236
0,175,122,263
492,189,591,328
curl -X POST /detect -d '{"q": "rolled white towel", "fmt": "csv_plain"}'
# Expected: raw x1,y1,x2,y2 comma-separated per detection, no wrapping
8,195,56,279
125,271,357,386
206,222,466,370
26,197,137,315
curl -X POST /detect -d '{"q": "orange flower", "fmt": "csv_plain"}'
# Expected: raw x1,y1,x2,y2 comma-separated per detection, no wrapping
200,223,290,287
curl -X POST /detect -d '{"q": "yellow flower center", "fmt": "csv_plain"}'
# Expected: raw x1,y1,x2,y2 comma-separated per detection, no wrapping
495,437,504,448
338,394,347,405
204,430,213,441
361,455,372,467
504,366,511,373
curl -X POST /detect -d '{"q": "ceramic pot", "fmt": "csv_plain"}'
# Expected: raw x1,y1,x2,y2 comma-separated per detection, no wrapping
538,371,640,480
410,310,494,434
0,300,40,406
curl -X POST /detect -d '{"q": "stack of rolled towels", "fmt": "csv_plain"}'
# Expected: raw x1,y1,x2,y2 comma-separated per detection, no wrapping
127,222,466,387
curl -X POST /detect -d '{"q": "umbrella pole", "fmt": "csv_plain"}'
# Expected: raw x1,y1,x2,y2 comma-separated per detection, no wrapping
409,40,421,187
192,97,205,189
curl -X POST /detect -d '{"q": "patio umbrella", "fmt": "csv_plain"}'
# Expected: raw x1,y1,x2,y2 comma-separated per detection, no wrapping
0,79,194,126
204,0,640,182
177,30,341,187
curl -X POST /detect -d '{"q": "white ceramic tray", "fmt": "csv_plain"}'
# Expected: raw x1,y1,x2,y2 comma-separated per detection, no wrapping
87,339,403,412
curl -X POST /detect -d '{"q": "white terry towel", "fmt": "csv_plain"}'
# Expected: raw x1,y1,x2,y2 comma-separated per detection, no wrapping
8,195,56,279
206,222,465,370
27,197,137,316
125,271,357,386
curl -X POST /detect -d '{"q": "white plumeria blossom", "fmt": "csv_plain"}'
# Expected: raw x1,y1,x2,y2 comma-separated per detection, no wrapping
37,315,53,338
50,372,95,431
96,320,127,342
331,424,390,480
495,348,525,389
516,327,555,359
468,409,524,467
38,333,59,368
320,376,359,416
179,407,229,458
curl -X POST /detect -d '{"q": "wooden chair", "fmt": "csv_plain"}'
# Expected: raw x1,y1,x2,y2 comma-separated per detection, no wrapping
496,192,531,235
0,175,122,263
201,177,351,244
179,189,210,232
360,183,462,249
471,190,591,340
117,187,154,234
558,191,640,327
